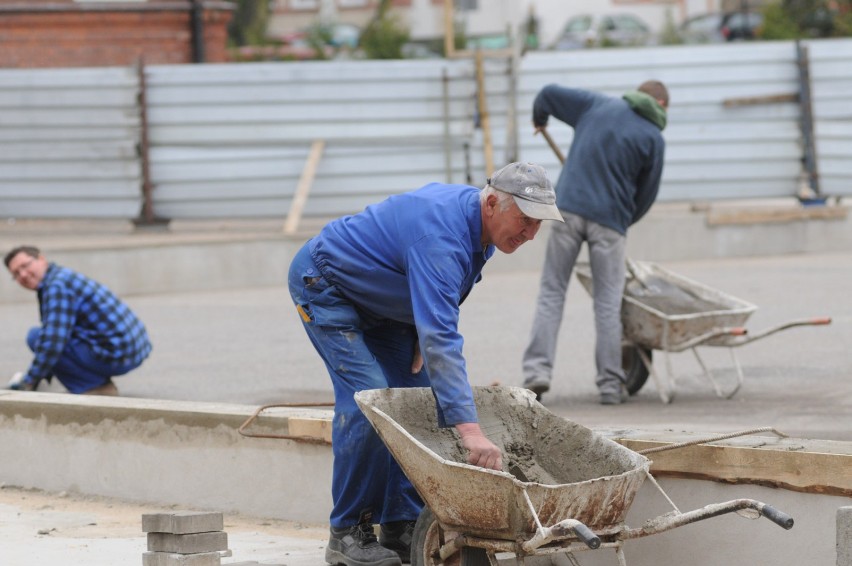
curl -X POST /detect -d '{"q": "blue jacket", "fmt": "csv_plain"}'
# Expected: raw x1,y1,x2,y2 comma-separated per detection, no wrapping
309,183,493,425
533,84,666,234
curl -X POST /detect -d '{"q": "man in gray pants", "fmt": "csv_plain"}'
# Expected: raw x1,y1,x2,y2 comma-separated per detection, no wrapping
522,80,668,405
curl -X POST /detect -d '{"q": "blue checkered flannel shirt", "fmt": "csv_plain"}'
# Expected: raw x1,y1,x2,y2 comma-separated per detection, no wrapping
24,263,152,385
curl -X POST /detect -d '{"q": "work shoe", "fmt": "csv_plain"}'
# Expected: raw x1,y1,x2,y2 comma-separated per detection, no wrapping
379,520,416,563
326,522,402,566
523,378,550,401
599,384,628,406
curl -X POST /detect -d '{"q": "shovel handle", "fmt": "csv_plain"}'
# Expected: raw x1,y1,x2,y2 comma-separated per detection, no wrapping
539,128,565,164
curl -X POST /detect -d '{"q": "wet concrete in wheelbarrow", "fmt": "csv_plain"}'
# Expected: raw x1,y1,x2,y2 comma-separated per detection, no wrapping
357,387,649,537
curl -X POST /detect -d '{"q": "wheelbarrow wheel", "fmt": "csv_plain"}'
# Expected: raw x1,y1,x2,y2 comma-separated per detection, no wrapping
411,507,489,566
622,344,652,396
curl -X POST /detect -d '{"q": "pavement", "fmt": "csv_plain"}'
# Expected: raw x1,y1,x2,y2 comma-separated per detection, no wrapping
0,243,850,564
3,248,849,439
0,485,329,566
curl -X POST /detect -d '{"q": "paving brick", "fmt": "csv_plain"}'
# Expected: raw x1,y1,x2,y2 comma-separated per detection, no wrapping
142,511,224,534
839,506,852,566
142,551,221,566
147,531,228,554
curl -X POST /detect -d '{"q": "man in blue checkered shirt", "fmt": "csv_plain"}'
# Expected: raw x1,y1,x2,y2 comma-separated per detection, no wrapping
5,245,152,395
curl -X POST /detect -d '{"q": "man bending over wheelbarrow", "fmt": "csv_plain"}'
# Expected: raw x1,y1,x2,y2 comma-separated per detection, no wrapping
288,162,564,566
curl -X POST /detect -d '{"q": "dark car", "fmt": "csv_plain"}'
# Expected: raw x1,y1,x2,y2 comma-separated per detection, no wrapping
551,13,654,50
679,12,763,43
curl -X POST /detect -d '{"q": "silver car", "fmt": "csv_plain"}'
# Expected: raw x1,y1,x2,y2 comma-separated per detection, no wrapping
551,13,654,50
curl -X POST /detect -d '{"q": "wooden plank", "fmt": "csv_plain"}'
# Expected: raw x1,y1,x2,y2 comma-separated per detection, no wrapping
722,93,798,107
617,435,852,496
284,140,325,235
475,49,494,177
287,416,332,445
707,205,847,225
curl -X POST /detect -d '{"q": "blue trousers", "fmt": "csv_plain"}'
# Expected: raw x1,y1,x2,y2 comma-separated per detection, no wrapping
288,243,428,528
27,327,139,394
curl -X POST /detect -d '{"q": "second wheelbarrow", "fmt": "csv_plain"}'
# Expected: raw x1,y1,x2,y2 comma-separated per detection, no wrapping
575,260,831,403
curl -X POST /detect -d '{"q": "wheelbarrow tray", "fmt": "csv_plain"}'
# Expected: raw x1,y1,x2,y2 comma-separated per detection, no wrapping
575,261,757,350
354,386,650,541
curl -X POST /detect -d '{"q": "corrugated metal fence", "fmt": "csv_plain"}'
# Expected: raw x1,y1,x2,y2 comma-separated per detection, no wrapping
0,39,850,220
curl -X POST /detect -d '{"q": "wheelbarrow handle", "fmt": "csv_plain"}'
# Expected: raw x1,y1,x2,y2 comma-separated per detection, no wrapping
762,505,795,530
718,317,832,347
520,519,601,552
573,523,601,549
618,498,794,540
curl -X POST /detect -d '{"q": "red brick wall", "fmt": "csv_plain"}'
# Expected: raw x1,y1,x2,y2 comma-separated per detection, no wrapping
0,3,234,68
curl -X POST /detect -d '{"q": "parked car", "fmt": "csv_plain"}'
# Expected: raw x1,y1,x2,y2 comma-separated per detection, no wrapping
679,12,763,43
551,14,654,50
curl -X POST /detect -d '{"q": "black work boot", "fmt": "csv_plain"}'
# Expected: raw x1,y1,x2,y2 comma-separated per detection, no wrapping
379,520,416,564
326,522,402,566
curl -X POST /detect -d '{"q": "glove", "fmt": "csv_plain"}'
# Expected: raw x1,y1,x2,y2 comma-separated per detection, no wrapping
7,372,36,391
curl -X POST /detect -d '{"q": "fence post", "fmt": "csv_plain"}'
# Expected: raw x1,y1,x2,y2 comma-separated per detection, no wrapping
134,58,168,229
796,41,820,196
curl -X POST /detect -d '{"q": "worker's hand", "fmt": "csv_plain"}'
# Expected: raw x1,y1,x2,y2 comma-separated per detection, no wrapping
456,422,503,471
533,124,546,136
411,341,423,374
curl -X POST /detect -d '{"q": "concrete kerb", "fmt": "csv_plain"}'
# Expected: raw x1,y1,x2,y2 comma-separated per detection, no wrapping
1,200,851,304
2,390,852,565
0,391,335,524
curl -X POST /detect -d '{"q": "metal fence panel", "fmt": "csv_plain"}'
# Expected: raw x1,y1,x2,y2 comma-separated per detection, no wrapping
144,59,479,218
808,39,852,197
0,39,850,220
0,66,142,218
512,41,809,202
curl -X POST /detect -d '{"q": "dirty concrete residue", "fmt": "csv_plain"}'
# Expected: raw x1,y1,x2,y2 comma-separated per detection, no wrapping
356,386,651,537
359,386,645,485
626,275,725,315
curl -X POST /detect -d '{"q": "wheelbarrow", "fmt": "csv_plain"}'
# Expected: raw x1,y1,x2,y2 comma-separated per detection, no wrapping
354,386,794,566
575,260,832,403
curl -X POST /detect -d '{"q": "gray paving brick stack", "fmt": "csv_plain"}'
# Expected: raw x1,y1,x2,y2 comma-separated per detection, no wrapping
142,512,228,566
143,511,224,535
840,507,852,566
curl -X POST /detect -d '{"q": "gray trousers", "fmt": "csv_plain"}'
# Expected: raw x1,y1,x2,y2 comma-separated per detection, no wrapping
522,212,627,395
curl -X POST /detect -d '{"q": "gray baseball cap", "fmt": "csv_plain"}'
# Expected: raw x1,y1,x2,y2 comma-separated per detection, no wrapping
487,162,564,222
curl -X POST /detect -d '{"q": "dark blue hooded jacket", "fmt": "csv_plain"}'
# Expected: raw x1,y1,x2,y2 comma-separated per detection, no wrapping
533,84,666,234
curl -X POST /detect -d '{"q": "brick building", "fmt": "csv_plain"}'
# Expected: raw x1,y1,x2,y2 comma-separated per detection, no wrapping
0,0,235,68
